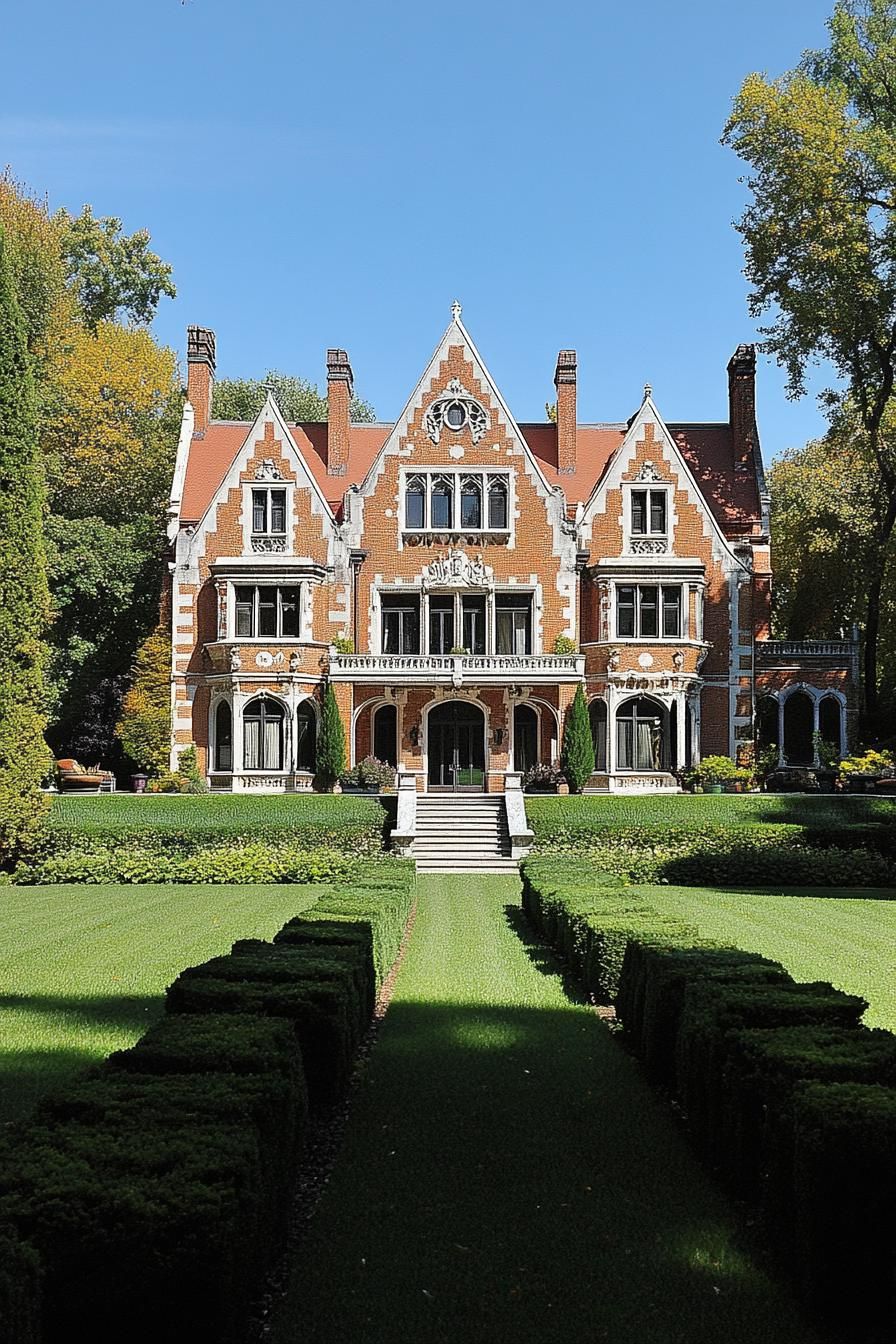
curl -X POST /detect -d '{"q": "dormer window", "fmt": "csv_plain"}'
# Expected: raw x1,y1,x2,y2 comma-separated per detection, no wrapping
623,469,672,555
631,489,666,538
249,486,288,554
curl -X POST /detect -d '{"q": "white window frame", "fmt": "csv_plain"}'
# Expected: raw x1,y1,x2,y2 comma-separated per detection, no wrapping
400,468,512,536
243,483,292,553
621,480,674,555
230,581,304,641
612,581,686,642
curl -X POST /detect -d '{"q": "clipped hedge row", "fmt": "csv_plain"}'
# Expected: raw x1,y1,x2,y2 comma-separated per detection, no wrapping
0,862,416,1343
521,858,896,1341
526,816,896,887
11,842,352,885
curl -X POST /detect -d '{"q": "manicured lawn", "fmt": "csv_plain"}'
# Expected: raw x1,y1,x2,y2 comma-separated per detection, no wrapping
644,885,896,1030
525,791,896,833
0,883,322,1122
270,877,820,1344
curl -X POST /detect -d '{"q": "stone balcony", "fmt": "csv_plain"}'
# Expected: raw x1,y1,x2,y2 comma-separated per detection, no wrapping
328,652,586,686
756,638,859,672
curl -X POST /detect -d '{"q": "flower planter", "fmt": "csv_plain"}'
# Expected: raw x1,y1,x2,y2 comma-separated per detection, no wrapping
131,773,148,794
705,783,723,794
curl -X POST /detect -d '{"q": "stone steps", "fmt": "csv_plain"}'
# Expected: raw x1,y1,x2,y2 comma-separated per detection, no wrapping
412,795,515,874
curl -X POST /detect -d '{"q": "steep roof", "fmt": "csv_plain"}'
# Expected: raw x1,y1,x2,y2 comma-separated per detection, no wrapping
179,415,762,535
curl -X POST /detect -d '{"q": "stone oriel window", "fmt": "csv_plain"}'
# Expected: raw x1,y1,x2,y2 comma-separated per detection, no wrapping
234,584,301,639
615,584,682,639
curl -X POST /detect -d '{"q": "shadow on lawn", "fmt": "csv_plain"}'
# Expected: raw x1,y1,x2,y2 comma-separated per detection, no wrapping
502,905,588,1004
0,992,163,1124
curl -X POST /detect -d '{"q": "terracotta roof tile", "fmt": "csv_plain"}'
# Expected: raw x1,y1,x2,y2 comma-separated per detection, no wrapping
179,418,761,536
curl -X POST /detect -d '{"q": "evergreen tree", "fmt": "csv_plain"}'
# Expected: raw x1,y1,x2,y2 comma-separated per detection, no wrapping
116,622,171,776
561,685,595,794
0,226,51,859
316,683,346,790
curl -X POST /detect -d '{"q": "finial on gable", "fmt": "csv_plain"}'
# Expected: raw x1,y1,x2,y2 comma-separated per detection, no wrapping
451,299,462,322
262,379,277,399
643,382,652,403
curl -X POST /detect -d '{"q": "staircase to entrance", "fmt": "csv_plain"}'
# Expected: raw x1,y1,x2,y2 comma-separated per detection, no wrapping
413,794,517,874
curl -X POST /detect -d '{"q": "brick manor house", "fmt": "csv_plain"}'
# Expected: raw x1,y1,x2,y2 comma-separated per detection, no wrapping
165,307,858,793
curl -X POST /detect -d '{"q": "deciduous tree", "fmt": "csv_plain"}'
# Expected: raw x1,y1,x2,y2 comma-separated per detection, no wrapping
723,0,896,720
54,204,175,329
213,370,375,424
116,622,172,776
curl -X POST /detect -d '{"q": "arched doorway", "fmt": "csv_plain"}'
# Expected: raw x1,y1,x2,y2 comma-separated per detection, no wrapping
513,703,538,774
818,696,843,756
427,700,486,790
373,702,398,766
214,700,232,772
783,690,814,765
295,700,316,773
756,695,778,752
243,697,285,772
616,696,668,772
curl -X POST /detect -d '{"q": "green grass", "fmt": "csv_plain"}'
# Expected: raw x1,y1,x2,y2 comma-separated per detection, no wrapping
643,885,896,1031
0,883,322,1121
270,877,821,1344
47,792,389,835
525,792,896,835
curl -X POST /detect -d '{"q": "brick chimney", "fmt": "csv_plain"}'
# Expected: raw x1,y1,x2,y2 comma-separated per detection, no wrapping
327,348,353,476
554,350,577,475
727,343,756,473
185,325,214,430
186,326,216,434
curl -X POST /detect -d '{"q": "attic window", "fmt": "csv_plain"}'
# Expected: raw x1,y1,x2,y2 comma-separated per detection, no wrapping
424,378,490,444
445,402,466,430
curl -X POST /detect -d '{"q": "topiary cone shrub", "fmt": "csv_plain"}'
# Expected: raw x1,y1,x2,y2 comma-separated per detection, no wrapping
561,685,595,794
316,683,346,791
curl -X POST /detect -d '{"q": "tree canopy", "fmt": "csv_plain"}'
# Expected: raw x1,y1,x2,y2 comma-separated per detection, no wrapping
724,0,896,721
213,370,375,424
54,205,176,329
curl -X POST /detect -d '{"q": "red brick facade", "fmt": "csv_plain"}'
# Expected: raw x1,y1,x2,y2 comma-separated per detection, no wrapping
166,311,857,791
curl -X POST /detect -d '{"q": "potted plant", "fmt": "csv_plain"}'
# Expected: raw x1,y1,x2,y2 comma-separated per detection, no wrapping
839,748,894,793
339,756,396,793
677,765,703,794
552,635,577,654
755,742,780,792
812,731,840,793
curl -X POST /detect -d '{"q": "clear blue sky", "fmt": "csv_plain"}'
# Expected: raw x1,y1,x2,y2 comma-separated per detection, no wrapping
3,0,837,456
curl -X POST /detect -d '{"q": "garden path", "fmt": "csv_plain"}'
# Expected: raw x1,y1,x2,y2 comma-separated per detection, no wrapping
270,876,821,1344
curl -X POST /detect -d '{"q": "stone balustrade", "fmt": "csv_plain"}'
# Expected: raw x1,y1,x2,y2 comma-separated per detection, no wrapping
328,652,585,685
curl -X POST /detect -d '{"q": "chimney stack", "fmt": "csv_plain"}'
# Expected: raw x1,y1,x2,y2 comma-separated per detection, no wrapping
327,348,353,476
554,349,577,474
727,344,756,472
187,326,216,434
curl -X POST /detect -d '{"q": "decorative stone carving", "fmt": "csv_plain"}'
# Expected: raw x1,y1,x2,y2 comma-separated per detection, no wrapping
254,459,285,481
633,460,663,482
251,536,288,554
630,538,668,555
638,652,654,669
424,378,490,445
672,650,684,671
422,549,490,589
229,647,242,672
289,651,300,673
607,647,620,671
255,650,273,668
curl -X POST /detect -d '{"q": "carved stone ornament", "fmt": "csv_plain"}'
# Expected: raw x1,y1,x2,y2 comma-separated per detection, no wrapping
633,460,663,482
422,549,491,590
229,648,242,672
255,650,274,668
672,649,684,671
251,536,288,553
424,378,490,445
254,459,285,481
289,651,300,673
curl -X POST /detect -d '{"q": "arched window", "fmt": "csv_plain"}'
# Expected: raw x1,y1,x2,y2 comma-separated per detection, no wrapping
405,475,425,530
295,700,316,773
488,476,508,530
243,697,285,771
589,699,607,772
818,696,843,755
783,690,814,766
430,475,454,530
460,476,482,529
373,703,398,767
214,700,232,772
616,696,667,772
756,695,778,750
513,703,539,774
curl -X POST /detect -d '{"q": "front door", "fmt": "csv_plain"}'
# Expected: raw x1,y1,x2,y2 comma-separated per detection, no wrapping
427,701,486,790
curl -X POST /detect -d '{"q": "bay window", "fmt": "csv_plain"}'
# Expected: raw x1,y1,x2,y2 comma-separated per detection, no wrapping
615,584,682,639
234,584,301,639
